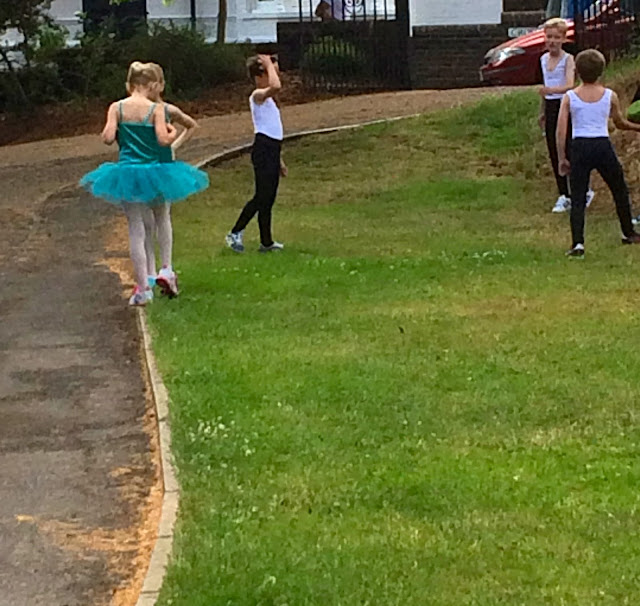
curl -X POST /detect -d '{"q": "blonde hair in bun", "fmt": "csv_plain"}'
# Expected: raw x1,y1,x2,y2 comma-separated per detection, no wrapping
126,61,160,89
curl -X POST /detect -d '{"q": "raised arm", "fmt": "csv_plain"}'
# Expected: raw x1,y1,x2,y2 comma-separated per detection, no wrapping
252,55,282,104
101,102,119,145
556,94,571,176
610,91,640,132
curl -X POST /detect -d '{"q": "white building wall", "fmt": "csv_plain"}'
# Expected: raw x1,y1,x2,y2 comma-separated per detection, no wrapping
147,0,303,42
410,0,502,28
38,0,501,44
49,0,83,38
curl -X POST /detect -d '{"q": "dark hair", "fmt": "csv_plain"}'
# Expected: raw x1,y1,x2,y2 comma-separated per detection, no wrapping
246,55,278,80
575,49,606,83
246,56,263,80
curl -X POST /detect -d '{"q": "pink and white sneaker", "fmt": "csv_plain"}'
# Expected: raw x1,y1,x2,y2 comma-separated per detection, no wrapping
129,286,153,307
156,267,179,298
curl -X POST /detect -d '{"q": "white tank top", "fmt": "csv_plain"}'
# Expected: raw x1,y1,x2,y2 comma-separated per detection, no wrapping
541,52,569,100
250,95,283,141
567,89,612,139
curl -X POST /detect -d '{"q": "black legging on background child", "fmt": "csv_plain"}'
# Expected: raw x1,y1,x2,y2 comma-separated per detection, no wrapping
545,99,571,198
232,134,281,247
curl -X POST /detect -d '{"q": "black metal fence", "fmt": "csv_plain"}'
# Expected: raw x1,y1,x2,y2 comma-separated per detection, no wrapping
572,0,640,59
293,0,410,90
82,0,147,34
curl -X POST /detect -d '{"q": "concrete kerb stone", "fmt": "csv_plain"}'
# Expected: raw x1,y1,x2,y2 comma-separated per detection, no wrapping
133,111,422,606
195,113,422,170
134,309,179,606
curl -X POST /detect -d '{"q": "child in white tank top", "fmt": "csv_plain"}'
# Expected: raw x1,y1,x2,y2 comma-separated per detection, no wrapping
538,18,589,214
556,49,640,257
225,55,287,253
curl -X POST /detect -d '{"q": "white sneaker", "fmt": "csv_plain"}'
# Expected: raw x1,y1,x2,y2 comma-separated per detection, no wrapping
156,267,179,298
552,195,571,213
586,189,595,208
565,243,585,258
225,231,244,253
129,286,153,307
259,241,284,253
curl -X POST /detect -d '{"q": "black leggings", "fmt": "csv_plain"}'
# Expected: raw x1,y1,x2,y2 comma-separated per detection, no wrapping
545,99,571,197
569,137,634,246
232,133,282,246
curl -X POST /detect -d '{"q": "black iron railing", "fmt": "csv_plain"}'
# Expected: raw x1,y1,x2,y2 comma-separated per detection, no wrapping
572,0,640,59
292,0,410,90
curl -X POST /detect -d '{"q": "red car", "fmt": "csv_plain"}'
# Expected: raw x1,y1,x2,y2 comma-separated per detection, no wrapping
480,1,633,86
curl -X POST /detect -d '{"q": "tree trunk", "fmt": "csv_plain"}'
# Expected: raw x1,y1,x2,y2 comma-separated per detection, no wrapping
190,0,197,30
216,0,227,44
0,46,31,111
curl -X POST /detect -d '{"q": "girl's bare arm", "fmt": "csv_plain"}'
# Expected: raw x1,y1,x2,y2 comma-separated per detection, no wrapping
101,103,119,145
252,56,282,103
168,104,199,152
153,103,177,147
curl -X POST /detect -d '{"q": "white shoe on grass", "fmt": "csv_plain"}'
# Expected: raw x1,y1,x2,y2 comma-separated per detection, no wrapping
565,243,585,258
225,231,244,253
552,195,571,213
129,286,153,306
156,267,179,298
259,241,284,253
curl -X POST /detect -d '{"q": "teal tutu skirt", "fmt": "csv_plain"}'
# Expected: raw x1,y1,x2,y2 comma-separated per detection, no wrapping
80,161,209,205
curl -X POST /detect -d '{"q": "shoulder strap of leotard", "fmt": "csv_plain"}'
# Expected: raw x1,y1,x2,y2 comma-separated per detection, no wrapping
142,103,157,125
118,100,124,122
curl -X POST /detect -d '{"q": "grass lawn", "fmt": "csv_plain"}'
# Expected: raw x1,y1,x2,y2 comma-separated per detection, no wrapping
149,91,640,605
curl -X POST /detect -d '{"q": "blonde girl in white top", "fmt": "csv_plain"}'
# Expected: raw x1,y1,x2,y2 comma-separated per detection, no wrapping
538,18,585,214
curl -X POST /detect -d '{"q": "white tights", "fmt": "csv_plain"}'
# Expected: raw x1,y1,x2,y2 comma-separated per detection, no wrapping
123,203,173,291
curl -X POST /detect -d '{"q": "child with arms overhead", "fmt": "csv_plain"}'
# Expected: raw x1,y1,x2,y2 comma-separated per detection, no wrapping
225,54,287,253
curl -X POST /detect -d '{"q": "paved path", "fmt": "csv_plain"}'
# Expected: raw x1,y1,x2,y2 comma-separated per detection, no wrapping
0,87,517,606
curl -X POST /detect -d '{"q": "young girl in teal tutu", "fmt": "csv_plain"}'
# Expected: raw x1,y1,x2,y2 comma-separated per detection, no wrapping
80,62,209,306
140,62,200,299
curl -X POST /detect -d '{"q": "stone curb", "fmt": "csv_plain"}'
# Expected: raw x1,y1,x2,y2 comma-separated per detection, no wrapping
195,113,421,169
132,111,421,606
134,309,179,606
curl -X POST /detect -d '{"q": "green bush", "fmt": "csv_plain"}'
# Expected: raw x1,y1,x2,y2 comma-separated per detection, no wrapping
0,63,64,112
129,23,247,97
0,21,250,112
